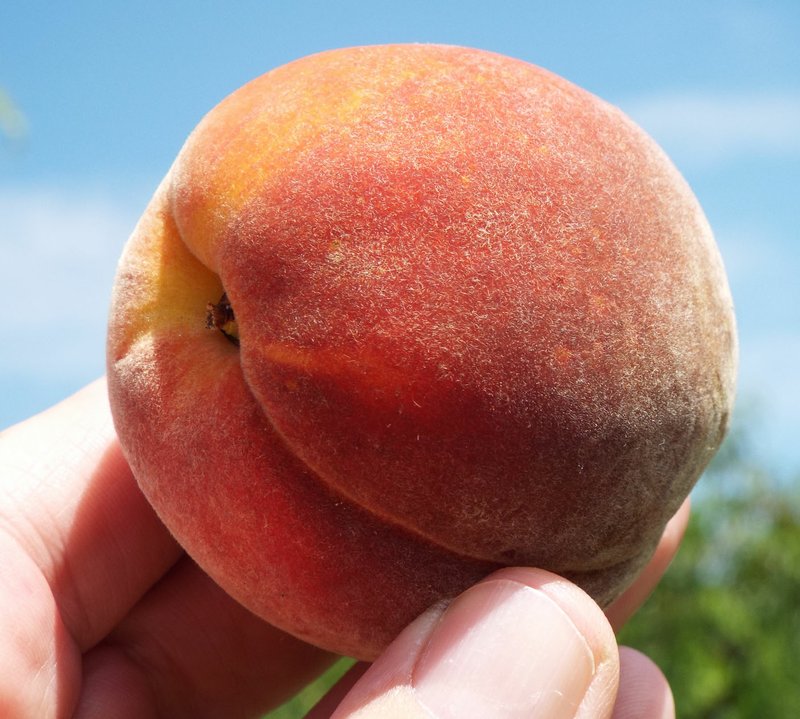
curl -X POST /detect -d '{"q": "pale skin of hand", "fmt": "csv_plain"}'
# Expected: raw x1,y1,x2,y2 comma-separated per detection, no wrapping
0,379,688,718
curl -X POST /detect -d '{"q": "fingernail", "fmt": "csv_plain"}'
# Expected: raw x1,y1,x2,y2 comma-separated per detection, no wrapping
412,579,596,719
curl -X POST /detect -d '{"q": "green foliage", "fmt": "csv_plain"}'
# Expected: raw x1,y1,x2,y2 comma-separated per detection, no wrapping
620,434,800,718
265,658,355,718
0,87,27,142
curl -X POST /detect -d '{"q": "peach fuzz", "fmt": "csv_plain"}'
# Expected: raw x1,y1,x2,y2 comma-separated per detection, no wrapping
107,44,737,660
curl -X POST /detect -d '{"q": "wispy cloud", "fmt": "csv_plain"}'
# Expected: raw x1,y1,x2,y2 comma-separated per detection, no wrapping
0,186,142,405
619,91,800,169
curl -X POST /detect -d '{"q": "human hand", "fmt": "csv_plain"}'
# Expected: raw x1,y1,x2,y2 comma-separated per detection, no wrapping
0,379,335,717
0,379,687,718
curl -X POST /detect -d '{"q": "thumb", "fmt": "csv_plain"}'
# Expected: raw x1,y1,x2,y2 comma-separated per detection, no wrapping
320,568,620,719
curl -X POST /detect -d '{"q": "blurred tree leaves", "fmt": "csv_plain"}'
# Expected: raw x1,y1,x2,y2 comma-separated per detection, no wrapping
0,87,27,145
620,427,800,718
265,658,355,718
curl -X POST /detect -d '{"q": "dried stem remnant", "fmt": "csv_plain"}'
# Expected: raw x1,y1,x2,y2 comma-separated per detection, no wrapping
206,292,240,346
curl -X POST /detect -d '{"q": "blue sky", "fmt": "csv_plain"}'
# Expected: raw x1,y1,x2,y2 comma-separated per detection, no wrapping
1,1,798,477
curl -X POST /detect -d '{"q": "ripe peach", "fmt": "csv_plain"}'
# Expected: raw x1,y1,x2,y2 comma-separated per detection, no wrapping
107,44,737,660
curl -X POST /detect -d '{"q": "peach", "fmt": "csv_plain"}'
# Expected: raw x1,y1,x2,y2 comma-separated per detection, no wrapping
107,44,737,660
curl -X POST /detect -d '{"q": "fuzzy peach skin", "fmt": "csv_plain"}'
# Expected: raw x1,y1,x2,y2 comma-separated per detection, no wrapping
107,44,737,660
